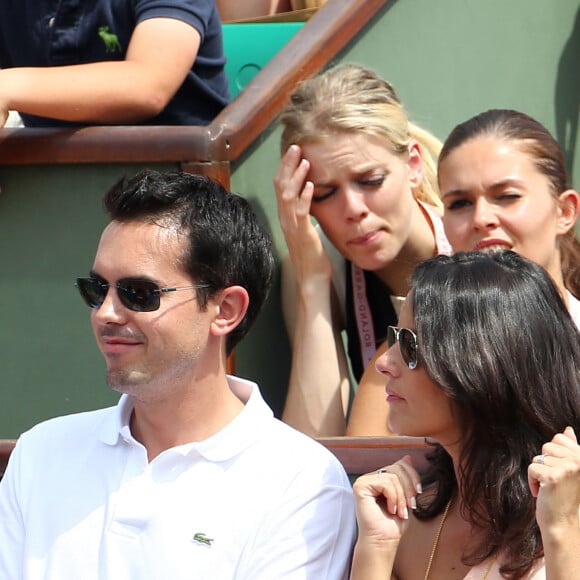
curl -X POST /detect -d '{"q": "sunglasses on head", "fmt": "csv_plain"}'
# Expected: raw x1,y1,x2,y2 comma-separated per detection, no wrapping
75,277,210,313
387,325,419,370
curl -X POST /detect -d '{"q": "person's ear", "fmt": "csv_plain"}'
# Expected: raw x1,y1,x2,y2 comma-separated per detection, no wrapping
556,189,580,235
210,286,250,337
407,140,424,189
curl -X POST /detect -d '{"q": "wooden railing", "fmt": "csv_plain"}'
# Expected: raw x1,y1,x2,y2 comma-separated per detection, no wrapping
0,0,390,186
0,436,430,480
318,436,431,476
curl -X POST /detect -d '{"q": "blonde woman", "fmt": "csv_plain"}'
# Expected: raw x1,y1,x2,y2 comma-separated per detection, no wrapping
275,63,450,436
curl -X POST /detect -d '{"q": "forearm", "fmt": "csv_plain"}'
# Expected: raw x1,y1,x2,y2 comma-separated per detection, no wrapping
0,63,171,123
282,286,349,436
529,428,580,579
542,525,580,579
0,17,200,125
347,341,394,436
350,538,398,580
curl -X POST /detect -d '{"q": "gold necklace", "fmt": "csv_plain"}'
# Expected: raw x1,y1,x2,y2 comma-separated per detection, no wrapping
423,498,496,580
423,498,452,580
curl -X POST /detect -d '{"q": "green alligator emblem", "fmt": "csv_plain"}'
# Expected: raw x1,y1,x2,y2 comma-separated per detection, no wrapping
98,26,122,53
192,532,214,546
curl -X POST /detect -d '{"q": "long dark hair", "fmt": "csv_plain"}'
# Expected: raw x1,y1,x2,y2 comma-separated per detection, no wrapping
439,109,580,299
412,251,580,579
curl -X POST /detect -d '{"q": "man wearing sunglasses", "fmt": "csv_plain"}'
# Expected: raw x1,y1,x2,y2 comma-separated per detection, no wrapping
0,170,356,579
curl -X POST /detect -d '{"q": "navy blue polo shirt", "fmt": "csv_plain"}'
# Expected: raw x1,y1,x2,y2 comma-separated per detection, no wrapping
0,0,230,126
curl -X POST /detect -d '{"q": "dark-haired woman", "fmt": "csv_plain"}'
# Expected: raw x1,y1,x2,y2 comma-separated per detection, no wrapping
350,251,580,579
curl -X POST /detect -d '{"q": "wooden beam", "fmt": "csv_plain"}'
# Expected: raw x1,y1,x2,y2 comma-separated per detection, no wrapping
317,436,431,476
0,0,390,166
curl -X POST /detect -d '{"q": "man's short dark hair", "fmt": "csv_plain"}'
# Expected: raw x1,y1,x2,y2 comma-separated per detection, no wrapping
104,169,275,353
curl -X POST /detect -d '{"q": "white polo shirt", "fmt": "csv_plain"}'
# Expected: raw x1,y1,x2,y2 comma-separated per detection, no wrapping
0,377,356,579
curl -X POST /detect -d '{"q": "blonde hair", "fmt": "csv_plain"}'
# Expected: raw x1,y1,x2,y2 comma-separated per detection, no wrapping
279,63,442,209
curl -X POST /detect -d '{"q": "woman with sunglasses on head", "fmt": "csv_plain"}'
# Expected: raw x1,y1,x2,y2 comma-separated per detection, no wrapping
350,250,580,580
348,108,580,437
275,63,450,436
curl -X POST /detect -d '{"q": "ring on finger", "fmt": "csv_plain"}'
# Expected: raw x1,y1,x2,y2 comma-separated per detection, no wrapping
376,468,388,475
533,454,546,465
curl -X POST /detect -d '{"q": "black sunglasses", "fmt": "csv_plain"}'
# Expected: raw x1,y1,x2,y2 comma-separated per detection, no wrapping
387,326,419,370
75,277,210,313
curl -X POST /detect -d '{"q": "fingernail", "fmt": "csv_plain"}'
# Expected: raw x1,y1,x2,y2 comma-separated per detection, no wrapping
410,496,417,510
416,483,423,494
402,507,409,520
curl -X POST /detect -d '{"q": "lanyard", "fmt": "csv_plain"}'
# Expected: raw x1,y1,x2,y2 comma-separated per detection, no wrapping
350,201,450,369
351,264,376,368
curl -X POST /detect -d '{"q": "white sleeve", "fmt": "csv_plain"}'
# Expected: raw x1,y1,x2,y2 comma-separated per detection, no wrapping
237,458,356,579
0,439,26,579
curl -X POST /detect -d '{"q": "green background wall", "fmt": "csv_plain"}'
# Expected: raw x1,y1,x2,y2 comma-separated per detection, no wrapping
0,0,578,437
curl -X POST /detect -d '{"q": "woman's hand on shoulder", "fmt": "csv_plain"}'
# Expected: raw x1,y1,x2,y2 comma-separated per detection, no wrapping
528,426,580,534
352,455,422,544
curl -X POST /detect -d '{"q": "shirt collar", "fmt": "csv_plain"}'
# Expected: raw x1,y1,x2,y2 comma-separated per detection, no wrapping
96,376,273,462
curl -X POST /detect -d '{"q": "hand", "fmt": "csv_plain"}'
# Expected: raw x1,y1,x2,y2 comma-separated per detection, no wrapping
528,426,580,535
352,456,422,544
274,145,333,288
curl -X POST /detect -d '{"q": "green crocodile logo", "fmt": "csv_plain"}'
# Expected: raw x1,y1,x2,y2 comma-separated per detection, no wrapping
192,532,214,546
98,26,122,53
